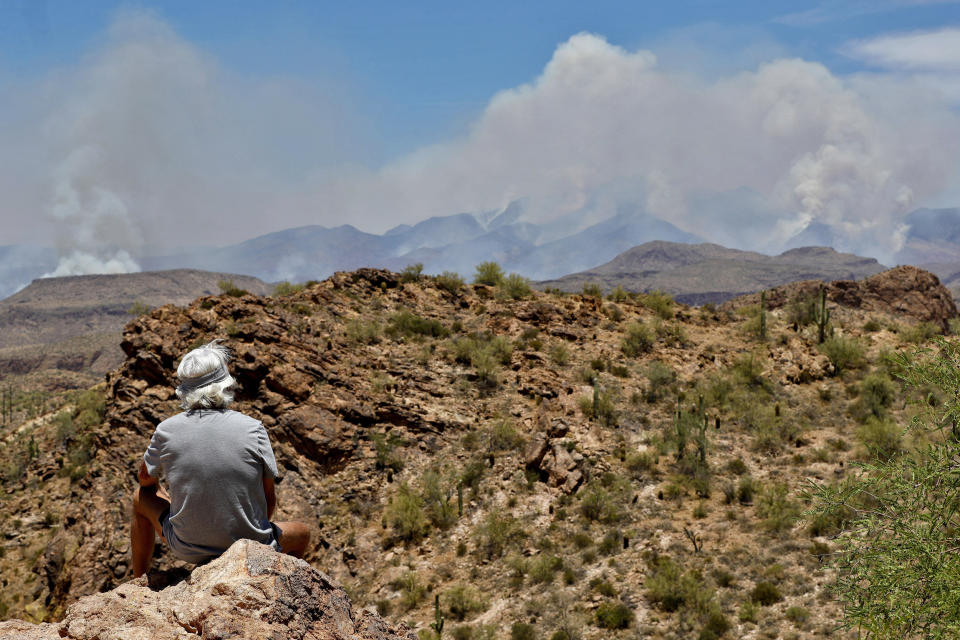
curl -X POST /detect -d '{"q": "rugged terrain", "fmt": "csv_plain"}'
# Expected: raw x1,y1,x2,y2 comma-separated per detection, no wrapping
0,265,955,639
537,242,886,304
0,270,271,385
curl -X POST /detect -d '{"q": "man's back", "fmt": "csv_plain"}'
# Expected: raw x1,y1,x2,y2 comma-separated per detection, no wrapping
143,409,279,563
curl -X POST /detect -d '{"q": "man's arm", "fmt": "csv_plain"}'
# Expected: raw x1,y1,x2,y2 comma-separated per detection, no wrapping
138,459,158,488
263,476,276,520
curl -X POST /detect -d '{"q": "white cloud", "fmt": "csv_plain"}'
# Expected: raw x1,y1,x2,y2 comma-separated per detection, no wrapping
844,26,960,71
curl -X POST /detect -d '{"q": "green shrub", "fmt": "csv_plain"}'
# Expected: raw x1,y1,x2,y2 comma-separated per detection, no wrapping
474,262,505,286
590,578,618,597
738,600,759,623
594,601,634,629
578,478,628,523
819,335,866,375
400,263,424,283
856,417,903,460
489,419,522,451
749,581,783,606
608,285,630,302
856,373,896,419
386,311,450,339
475,510,524,559
272,281,304,296
385,482,427,542
127,300,152,316
700,611,731,639
549,343,570,366
644,361,675,401
645,556,714,614
900,321,940,344
755,482,800,533
421,470,457,530
451,626,474,640
218,279,249,297
528,554,562,584
736,476,758,504
446,583,487,620
786,290,819,327
510,623,536,640
390,571,426,611
436,271,466,294
582,283,603,299
863,317,882,332
642,290,675,320
622,322,654,357
372,432,405,471
785,606,810,625
625,450,658,478
346,319,382,344
500,273,532,299
731,352,767,388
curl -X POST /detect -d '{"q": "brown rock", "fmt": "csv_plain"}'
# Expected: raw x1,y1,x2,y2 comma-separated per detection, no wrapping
4,540,414,640
541,443,583,493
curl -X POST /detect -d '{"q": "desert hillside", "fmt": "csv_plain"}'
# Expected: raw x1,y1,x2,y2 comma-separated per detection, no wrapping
0,265,955,639
537,242,886,304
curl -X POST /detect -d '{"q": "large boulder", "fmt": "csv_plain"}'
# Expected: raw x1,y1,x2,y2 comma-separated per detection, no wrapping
0,540,414,640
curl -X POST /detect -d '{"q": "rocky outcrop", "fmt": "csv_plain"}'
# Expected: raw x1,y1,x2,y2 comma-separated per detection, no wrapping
0,540,414,640
725,265,958,331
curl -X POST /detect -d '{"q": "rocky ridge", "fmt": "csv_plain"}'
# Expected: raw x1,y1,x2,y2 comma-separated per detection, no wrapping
1,265,957,639
0,539,413,639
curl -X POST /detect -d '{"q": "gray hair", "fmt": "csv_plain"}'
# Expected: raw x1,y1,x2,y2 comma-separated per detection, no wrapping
175,340,237,411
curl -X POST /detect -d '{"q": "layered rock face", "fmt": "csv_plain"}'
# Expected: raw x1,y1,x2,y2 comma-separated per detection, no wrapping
0,540,414,640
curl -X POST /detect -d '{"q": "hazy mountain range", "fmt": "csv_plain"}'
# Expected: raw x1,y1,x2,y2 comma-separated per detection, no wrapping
3,204,960,301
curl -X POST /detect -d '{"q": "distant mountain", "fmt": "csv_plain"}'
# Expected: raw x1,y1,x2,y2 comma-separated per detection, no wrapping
0,245,56,299
0,269,270,380
895,208,960,266
136,202,701,283
538,241,886,304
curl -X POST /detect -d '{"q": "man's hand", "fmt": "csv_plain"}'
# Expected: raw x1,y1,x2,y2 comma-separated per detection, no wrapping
263,476,276,520
138,459,158,488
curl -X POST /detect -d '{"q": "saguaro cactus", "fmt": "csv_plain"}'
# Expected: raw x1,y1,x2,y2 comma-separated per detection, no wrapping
430,594,445,638
815,285,830,344
759,290,767,341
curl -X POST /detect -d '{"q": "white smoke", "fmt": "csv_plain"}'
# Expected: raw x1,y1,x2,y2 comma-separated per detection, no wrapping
1,15,959,269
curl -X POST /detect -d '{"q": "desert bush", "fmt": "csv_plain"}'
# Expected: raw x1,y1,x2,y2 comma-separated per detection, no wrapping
900,321,940,344
421,470,457,530
390,572,426,611
386,311,450,339
346,319,381,344
590,578,618,597
736,476,759,505
549,343,570,366
475,510,524,559
473,262,505,286
749,581,783,606
856,417,903,460
608,285,630,302
578,387,618,427
499,273,532,299
446,583,487,620
819,335,865,375
218,279,249,297
654,320,688,347
731,352,767,388
489,419,522,451
644,361,675,402
785,606,810,625
786,290,819,327
862,317,882,332
855,373,896,419
645,556,715,615
127,300,152,316
642,290,675,320
595,601,634,629
528,554,563,584
385,482,427,542
582,283,603,299
755,482,801,533
621,322,654,357
436,271,466,294
605,303,625,322
400,263,424,283
579,475,630,523
372,432,405,471
510,623,536,640
272,281,304,296
625,450,658,478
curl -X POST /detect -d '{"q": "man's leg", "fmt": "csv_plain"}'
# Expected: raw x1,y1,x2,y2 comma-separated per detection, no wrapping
131,485,170,577
273,521,310,558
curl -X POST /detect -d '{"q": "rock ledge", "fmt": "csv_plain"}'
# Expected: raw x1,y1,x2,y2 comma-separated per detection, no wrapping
0,540,414,640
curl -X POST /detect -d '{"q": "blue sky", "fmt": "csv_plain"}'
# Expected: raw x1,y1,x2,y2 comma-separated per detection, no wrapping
1,0,959,267
2,0,958,158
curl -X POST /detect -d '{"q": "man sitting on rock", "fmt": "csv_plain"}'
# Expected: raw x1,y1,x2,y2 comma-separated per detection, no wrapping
131,340,310,577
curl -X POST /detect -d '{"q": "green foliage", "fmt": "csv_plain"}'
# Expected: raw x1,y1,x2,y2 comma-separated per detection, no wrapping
786,290,819,327
272,281,305,296
900,321,941,344
372,431,405,471
642,290,675,320
814,285,831,344
451,333,513,388
755,482,800,533
475,510,524,559
749,581,782,606
785,606,810,625
473,261,505,286
218,279,249,297
489,419,522,451
548,343,570,366
625,450,658,478
621,322,654,357
385,482,428,542
510,623,536,640
855,417,903,460
386,311,450,339
731,352,767,388
645,556,715,616
594,601,634,629
445,583,487,621
581,283,603,299
421,470,457,530
644,361,675,402
400,263,424,283
577,385,618,427
855,372,897,419
390,572,426,611
436,271,466,294
528,554,562,584
127,300,152,316
499,273,532,299
346,319,382,345
579,475,630,523
819,335,866,375
608,285,630,303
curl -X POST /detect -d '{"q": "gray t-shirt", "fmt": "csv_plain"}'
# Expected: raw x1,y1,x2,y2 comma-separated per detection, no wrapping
143,409,280,563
